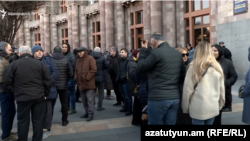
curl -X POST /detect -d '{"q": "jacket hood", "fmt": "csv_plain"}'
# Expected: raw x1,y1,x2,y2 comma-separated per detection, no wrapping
63,43,71,55
248,47,250,62
52,52,65,60
0,42,8,58
90,51,102,59
213,44,223,61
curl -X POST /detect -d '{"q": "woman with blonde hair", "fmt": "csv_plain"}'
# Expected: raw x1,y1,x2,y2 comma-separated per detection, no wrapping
182,41,225,125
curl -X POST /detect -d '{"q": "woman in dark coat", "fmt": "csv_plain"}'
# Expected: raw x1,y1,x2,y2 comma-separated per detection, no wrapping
211,44,237,125
175,47,192,125
104,52,115,100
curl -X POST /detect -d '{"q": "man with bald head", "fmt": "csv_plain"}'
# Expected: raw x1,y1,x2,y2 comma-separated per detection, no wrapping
3,46,51,141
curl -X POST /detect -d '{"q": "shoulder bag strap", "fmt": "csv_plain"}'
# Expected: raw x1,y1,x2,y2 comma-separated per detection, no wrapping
194,63,212,89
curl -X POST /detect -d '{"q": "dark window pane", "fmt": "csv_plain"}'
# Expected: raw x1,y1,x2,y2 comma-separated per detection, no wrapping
97,22,100,32
138,38,143,49
93,36,95,47
137,28,143,35
131,29,134,37
130,13,134,25
62,40,64,44
38,34,40,41
203,15,209,24
194,0,201,11
194,28,202,47
186,30,190,45
92,23,95,33
98,35,101,40
99,43,101,48
131,37,134,49
65,28,68,37
202,0,209,9
136,11,142,24
65,40,68,43
35,34,37,41
38,15,40,19
203,27,210,43
38,43,41,46
61,7,64,13
185,1,189,13
186,19,189,27
62,29,64,38
194,17,201,25
65,7,67,12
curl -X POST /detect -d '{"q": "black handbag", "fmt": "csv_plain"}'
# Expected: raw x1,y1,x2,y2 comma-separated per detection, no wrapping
238,84,245,98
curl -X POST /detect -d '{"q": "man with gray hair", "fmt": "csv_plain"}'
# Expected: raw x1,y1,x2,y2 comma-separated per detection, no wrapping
137,32,186,125
3,45,51,141
90,47,108,111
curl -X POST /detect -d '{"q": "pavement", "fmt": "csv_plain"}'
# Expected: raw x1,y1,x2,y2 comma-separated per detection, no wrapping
0,80,247,141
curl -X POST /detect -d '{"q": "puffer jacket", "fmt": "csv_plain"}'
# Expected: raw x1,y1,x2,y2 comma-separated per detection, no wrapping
90,51,107,83
0,44,10,93
41,56,59,100
52,53,73,90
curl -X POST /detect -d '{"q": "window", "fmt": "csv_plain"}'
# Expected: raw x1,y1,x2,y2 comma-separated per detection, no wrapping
61,1,67,13
92,21,101,48
34,10,40,20
62,28,68,44
184,0,210,46
193,0,209,11
35,33,41,46
130,11,144,50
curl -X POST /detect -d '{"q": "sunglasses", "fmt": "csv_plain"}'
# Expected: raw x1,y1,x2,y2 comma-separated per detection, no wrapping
182,53,189,57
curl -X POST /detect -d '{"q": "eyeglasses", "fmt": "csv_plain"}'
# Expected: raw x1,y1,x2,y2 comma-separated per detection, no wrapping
182,53,189,57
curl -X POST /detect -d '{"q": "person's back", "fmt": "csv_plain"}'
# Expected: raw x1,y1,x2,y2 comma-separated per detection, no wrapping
90,51,105,82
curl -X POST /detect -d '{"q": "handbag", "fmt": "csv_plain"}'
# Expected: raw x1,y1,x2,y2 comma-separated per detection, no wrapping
194,63,212,89
238,84,245,98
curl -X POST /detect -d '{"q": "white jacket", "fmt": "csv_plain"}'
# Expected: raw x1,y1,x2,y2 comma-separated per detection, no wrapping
182,64,225,120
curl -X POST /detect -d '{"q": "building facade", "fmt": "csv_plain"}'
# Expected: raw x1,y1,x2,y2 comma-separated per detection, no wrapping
14,0,249,79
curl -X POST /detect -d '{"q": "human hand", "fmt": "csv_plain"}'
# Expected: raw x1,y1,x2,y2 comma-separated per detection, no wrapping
142,114,148,120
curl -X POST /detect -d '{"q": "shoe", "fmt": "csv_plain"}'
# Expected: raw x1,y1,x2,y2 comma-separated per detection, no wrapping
42,131,51,139
43,129,47,132
68,108,77,115
125,111,132,116
113,103,122,106
10,132,17,135
86,116,93,122
119,109,127,112
97,107,105,111
2,135,17,141
76,100,81,103
106,96,115,100
80,114,88,118
62,120,69,126
222,108,232,112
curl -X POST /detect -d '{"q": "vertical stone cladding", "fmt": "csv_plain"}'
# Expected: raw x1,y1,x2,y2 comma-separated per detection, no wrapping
150,1,162,34
80,5,88,48
72,4,80,50
44,14,50,53
67,4,73,52
18,22,24,47
143,1,151,40
50,15,57,50
39,14,45,49
24,20,31,47
115,1,125,51
105,1,114,50
162,1,176,47
100,1,106,52
210,1,217,44
176,1,185,47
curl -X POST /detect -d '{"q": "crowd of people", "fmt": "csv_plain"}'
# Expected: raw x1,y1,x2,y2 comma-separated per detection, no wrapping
1,32,250,141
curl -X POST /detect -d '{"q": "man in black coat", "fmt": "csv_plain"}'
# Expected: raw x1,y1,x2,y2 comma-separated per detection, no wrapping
108,47,124,106
219,41,232,61
137,33,186,125
3,46,51,141
90,47,108,111
52,46,73,126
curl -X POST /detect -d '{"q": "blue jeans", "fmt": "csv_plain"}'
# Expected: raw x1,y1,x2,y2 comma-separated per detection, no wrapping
68,78,76,110
0,92,16,139
120,84,132,112
192,117,215,125
148,99,180,125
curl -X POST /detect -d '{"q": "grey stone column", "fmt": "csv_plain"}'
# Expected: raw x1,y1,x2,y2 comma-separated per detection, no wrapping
116,1,125,51
150,1,162,34
143,1,151,40
67,4,73,51
100,0,106,52
18,22,25,46
176,1,185,47
44,14,50,53
39,14,45,49
80,5,88,48
163,1,176,47
105,1,114,50
72,4,79,50
51,15,57,50
24,20,31,47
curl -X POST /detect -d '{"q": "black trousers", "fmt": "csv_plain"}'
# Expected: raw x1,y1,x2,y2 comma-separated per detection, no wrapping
176,102,192,125
111,79,123,103
107,90,111,96
132,96,143,125
213,110,222,125
225,88,232,109
17,98,46,141
57,89,68,121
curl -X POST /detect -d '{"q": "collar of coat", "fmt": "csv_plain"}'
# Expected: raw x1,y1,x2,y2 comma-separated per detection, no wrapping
20,53,33,58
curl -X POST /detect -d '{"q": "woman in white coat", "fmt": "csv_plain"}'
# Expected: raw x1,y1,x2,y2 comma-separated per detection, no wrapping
182,41,225,125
